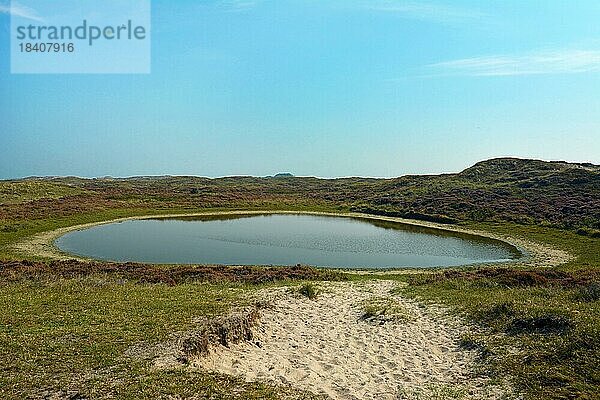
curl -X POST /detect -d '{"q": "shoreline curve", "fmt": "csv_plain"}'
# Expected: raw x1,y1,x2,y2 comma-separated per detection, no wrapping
13,210,572,269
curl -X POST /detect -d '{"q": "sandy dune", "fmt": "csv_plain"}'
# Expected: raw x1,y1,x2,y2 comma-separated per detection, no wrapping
196,281,513,399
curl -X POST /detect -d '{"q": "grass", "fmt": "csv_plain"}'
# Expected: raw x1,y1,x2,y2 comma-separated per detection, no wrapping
575,282,600,302
0,169,599,399
397,383,468,400
298,282,319,299
0,277,234,396
0,181,88,205
0,275,326,399
1,212,598,399
360,296,413,322
385,222,600,400
0,260,346,286
1,214,598,398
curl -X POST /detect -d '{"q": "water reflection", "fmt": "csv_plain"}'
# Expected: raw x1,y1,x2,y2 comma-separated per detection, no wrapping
55,213,522,268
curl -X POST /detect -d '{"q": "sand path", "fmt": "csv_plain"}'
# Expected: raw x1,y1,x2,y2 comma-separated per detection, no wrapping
196,280,512,399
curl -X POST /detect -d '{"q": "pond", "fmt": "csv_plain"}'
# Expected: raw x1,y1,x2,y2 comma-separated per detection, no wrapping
54,213,522,268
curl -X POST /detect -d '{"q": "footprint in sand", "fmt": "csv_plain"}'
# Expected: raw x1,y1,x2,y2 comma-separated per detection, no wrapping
196,281,514,400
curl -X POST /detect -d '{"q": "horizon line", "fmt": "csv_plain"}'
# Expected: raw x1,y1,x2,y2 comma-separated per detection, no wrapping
2,156,597,182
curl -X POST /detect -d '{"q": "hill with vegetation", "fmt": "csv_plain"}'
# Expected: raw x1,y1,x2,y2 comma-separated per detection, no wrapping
1,157,599,399
2,157,598,232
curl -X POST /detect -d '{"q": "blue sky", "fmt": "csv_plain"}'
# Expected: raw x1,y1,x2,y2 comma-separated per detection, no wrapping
1,0,600,178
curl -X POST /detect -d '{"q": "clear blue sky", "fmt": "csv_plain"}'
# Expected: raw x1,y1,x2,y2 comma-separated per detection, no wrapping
1,0,600,179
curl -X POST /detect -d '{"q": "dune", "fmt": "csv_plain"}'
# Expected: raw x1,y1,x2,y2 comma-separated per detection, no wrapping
196,280,514,399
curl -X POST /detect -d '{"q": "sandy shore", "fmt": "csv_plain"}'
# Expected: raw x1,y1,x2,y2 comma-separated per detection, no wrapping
196,280,514,399
13,210,571,267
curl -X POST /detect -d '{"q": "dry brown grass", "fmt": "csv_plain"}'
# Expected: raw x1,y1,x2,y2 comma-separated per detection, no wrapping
0,260,347,285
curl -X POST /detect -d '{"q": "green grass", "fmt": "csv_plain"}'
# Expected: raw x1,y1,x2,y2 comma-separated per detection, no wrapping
297,282,319,299
360,296,413,322
385,222,600,400
0,197,598,398
397,383,469,400
1,277,233,396
0,181,88,205
0,276,324,399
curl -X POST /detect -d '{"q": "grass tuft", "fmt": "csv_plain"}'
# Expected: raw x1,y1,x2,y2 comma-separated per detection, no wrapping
574,283,600,302
298,282,319,299
360,297,412,323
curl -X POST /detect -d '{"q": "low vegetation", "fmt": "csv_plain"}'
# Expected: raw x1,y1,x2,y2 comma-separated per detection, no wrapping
0,158,598,399
1,158,598,235
389,223,600,399
360,296,413,323
0,265,336,399
297,282,319,299
0,260,345,285
0,180,88,205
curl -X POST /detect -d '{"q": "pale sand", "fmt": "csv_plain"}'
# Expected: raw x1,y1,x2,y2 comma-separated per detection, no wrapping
195,280,515,400
13,210,571,267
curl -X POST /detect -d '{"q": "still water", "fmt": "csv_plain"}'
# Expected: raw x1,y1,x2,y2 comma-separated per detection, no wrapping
55,214,521,268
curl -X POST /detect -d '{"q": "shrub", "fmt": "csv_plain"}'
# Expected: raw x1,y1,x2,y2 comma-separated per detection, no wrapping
575,283,600,302
508,315,572,335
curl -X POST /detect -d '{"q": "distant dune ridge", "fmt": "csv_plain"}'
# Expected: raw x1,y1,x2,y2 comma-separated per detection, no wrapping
1,157,598,231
